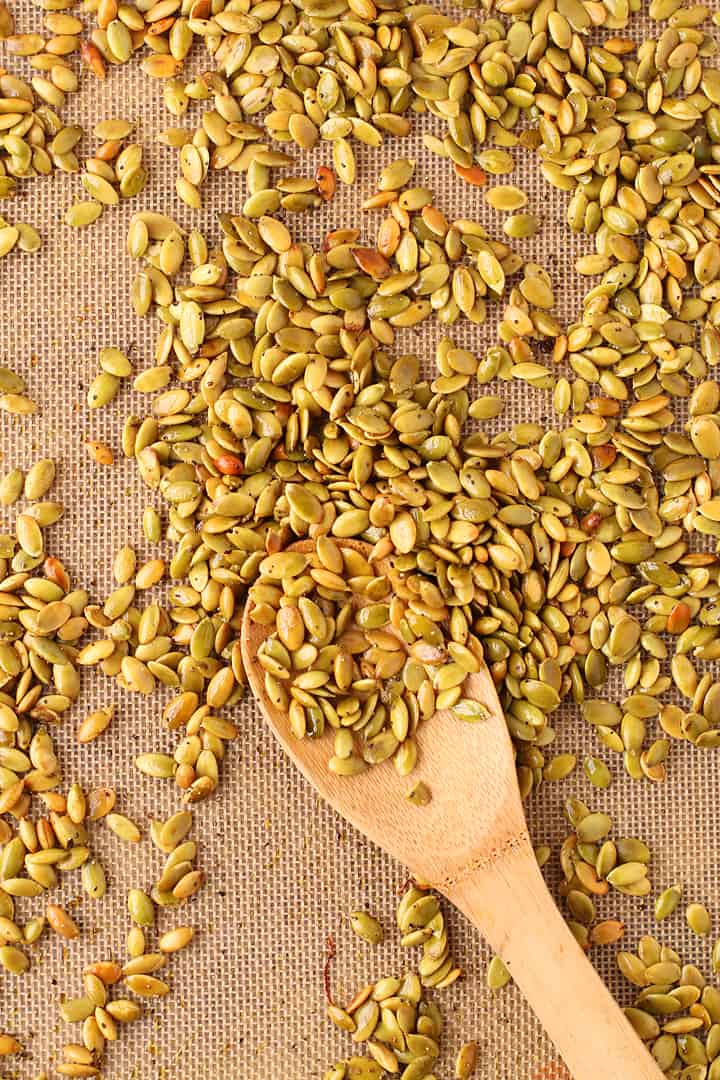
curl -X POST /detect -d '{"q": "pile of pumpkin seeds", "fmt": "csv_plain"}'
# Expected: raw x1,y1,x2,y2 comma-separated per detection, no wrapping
7,0,720,1072
51,811,199,1078
79,0,703,218
327,970,445,1077
0,471,202,1071
619,933,720,1076
110,178,562,784
68,173,537,792
75,535,243,803
13,0,718,235
559,795,654,951
326,883,463,1079
0,4,86,203
1,0,720,244
109,104,720,801
0,65,83,199
397,883,462,991
66,118,148,227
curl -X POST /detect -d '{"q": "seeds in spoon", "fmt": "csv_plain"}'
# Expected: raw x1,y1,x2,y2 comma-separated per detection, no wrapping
405,782,432,807
249,540,462,778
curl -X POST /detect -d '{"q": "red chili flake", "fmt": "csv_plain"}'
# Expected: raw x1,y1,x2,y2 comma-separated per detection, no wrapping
323,935,336,1005
397,875,416,896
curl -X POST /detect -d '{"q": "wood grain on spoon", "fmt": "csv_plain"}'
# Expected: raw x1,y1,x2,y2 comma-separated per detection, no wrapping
241,538,664,1080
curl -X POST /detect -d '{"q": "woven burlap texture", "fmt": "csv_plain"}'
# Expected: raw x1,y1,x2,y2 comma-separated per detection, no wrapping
1,3,717,1077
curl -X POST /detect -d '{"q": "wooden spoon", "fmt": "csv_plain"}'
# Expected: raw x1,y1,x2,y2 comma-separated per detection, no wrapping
241,539,663,1080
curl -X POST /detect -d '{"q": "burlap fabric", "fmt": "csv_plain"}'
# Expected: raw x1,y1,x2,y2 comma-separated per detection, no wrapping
1,3,716,1077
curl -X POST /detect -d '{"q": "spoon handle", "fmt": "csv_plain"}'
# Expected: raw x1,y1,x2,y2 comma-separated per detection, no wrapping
446,834,664,1080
